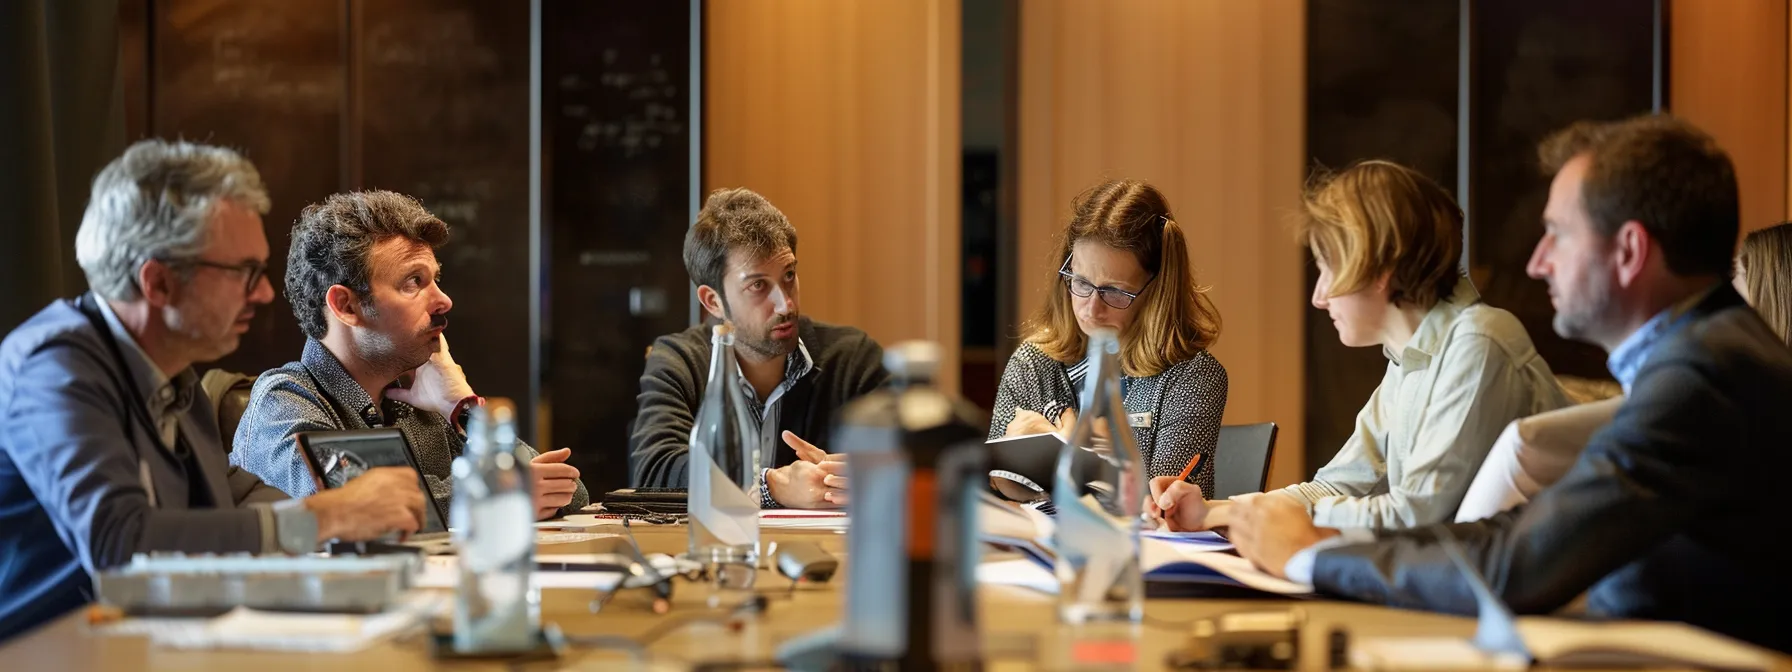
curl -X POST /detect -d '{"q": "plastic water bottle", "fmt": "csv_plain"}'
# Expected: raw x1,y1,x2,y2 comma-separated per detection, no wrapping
451,399,540,653
833,340,988,667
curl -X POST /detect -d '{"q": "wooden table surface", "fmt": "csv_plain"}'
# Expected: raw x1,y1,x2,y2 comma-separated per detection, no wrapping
5,524,1786,671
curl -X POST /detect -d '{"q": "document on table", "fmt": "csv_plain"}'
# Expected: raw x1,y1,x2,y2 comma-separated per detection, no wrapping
759,509,849,531
414,555,625,590
1140,529,1234,552
97,592,446,653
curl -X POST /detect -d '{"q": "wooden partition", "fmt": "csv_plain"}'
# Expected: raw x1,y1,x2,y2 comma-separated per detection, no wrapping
1017,0,1307,487
1669,0,1789,236
705,0,963,392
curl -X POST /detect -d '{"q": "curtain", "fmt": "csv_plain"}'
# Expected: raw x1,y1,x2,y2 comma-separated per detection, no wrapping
0,0,123,332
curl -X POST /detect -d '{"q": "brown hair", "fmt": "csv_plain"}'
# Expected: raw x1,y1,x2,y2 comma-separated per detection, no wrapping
286,190,449,340
1022,179,1222,377
1739,221,1792,346
1538,114,1739,277
1301,160,1464,308
684,188,798,299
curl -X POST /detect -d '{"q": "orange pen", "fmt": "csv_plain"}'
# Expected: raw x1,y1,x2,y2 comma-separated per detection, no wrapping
1173,453,1203,483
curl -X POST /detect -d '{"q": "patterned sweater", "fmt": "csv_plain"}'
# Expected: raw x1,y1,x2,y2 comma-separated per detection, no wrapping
988,341,1229,495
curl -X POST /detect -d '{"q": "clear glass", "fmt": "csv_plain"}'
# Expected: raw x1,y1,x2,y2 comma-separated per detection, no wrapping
1051,328,1145,624
686,323,763,592
451,400,540,653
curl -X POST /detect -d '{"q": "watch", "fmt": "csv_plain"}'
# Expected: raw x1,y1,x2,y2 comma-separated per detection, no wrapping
451,394,487,434
271,498,320,554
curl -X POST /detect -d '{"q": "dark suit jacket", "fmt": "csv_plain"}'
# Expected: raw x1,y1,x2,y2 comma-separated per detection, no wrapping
1313,284,1792,653
0,298,287,643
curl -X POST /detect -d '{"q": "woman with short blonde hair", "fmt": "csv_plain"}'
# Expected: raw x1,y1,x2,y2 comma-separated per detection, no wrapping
990,179,1229,494
1151,160,1569,531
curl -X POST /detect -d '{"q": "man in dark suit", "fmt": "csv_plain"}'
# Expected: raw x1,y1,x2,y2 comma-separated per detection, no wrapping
0,140,426,643
1220,114,1792,653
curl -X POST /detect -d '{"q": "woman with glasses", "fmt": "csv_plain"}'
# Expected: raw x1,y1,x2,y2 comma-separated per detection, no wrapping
1149,160,1569,532
989,179,1229,494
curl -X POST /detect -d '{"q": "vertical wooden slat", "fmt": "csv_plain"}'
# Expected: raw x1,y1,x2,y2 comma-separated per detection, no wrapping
705,0,963,394
1670,0,1790,235
1017,0,1307,486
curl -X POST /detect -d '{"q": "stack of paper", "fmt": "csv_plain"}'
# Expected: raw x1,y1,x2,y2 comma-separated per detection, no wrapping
759,509,849,531
99,593,444,653
976,494,1312,596
413,555,625,590
1141,529,1234,551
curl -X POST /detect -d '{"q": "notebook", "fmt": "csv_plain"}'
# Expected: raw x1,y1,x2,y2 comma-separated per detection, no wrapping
976,493,1313,597
1347,526,1775,671
1349,620,1773,671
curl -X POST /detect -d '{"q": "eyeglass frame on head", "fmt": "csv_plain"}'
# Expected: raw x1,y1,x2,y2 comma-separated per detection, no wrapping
1058,253,1152,310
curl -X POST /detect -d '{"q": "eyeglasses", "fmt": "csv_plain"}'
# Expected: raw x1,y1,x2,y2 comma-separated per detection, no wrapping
1059,255,1149,310
171,258,268,295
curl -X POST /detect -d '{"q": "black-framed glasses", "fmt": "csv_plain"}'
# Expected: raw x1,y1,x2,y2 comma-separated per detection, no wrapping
1059,255,1149,310
172,258,268,294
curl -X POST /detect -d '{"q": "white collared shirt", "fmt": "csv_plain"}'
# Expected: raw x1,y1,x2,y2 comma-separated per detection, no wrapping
1279,281,1570,530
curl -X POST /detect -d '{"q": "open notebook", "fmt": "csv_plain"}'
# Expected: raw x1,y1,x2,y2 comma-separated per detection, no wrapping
1350,618,1774,671
1349,526,1775,671
976,494,1313,597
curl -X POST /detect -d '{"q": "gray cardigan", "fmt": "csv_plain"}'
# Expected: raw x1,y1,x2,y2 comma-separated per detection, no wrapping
988,341,1229,495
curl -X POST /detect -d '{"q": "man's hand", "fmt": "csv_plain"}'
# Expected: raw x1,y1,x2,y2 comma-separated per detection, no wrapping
387,334,476,419
1145,476,1217,531
766,431,847,508
304,467,426,541
1227,493,1337,579
530,448,581,520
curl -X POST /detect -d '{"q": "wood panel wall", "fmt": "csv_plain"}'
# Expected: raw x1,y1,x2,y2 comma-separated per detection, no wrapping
1669,0,1788,237
1016,0,1307,487
705,0,963,393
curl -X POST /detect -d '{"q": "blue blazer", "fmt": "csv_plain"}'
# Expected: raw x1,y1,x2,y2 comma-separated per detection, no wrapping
1312,285,1792,653
0,297,286,643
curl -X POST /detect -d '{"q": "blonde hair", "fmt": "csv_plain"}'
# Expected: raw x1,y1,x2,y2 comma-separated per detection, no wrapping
1739,221,1792,346
1022,179,1221,377
1301,160,1464,307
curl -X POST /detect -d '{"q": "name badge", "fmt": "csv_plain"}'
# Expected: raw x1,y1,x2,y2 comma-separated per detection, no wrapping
1127,412,1153,428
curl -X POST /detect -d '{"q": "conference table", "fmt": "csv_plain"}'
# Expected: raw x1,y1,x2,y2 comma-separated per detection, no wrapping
4,523,1786,671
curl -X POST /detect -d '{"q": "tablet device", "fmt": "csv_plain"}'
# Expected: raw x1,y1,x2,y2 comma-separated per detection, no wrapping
597,488,688,515
296,428,448,534
985,432,1107,495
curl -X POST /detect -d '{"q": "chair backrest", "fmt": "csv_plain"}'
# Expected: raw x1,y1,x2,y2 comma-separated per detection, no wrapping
1211,422,1278,500
200,369,257,454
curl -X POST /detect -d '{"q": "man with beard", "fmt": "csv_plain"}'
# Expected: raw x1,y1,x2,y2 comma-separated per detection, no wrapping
629,188,889,508
0,142,425,642
1218,115,1792,653
232,190,588,520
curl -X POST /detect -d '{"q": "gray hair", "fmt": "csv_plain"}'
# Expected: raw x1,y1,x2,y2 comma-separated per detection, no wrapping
75,139,271,301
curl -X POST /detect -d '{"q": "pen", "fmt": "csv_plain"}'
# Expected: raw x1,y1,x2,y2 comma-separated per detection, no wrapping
1144,454,1203,530
1173,453,1203,484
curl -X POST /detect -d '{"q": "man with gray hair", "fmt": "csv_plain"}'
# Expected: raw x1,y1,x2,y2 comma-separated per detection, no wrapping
0,140,426,642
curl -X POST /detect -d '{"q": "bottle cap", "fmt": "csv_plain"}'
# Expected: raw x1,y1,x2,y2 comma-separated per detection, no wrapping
883,340,941,383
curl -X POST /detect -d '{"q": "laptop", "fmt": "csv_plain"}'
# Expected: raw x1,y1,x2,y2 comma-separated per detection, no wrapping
295,428,450,538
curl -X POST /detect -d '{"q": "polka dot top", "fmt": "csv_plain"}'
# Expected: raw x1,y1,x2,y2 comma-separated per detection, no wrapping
988,341,1229,495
